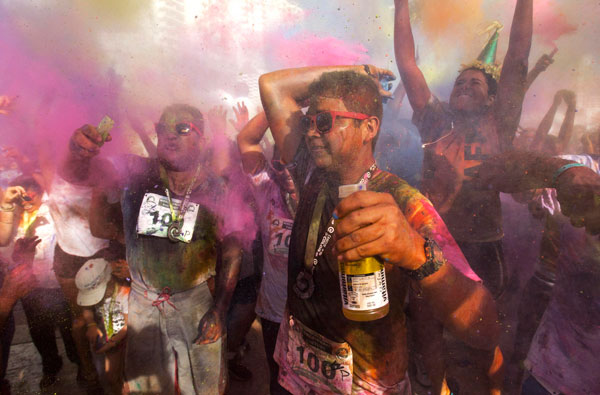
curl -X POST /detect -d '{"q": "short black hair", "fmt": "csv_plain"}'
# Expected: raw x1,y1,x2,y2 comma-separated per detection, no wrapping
159,104,204,134
307,71,383,150
462,67,498,96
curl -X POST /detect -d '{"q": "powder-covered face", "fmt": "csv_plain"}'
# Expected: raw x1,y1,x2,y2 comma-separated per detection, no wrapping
156,108,205,172
449,69,494,115
304,96,367,172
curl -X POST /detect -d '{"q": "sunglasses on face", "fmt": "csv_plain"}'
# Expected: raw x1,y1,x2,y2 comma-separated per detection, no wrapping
300,111,370,135
271,159,286,172
155,122,202,136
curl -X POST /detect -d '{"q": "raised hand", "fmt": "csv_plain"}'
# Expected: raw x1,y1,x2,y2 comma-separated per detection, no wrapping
558,89,576,107
12,236,41,266
533,49,557,73
69,124,111,159
229,102,249,133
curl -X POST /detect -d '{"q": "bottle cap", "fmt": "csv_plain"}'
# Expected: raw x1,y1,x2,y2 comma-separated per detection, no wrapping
338,183,366,199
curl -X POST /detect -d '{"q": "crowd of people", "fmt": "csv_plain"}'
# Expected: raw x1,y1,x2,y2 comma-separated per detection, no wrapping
0,0,599,394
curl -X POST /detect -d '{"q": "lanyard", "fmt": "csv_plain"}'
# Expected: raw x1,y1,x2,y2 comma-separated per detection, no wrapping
165,162,203,223
304,163,377,273
105,283,119,339
294,164,378,299
20,210,39,236
163,162,203,242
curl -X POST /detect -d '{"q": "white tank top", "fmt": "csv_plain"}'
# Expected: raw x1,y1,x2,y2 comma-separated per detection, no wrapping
47,174,109,257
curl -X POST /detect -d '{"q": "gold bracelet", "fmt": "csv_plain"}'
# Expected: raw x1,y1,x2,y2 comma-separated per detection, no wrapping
0,203,15,212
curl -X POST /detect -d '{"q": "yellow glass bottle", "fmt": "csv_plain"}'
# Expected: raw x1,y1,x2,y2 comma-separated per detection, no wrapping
338,184,389,321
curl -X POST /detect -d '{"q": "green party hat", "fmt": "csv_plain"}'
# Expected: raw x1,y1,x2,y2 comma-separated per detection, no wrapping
460,21,503,81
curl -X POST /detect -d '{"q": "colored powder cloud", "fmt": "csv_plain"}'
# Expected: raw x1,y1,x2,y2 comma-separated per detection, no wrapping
531,0,577,48
413,0,484,42
267,32,370,68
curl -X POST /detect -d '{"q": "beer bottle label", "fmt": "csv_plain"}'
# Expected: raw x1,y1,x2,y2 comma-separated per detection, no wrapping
339,257,389,311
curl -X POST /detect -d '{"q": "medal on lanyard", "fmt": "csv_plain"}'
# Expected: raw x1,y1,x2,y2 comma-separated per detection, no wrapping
293,164,377,300
165,163,203,243
165,189,184,242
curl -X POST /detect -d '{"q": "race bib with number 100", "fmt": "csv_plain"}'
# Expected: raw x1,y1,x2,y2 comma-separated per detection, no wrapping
136,193,199,243
286,316,353,395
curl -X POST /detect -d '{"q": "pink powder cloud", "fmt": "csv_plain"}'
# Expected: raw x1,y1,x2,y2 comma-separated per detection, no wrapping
267,32,370,68
532,0,577,48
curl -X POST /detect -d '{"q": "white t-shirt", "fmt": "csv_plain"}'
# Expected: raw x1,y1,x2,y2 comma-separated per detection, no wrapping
47,174,109,257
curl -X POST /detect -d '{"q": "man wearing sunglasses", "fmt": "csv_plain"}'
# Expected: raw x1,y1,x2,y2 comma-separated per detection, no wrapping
259,65,500,394
73,103,244,394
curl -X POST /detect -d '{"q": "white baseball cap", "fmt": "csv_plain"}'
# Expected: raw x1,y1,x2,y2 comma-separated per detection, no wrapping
75,258,112,306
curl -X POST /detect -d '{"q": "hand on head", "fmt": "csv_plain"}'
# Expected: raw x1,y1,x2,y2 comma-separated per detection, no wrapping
364,65,396,99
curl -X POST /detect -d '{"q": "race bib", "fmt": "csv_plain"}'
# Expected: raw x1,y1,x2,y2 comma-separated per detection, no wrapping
136,193,199,243
268,216,293,257
286,316,353,395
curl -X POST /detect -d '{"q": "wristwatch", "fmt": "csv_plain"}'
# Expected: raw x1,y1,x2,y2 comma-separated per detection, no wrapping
405,238,446,281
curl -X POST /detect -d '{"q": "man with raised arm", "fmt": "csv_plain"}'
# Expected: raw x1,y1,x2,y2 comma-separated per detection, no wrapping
81,104,244,394
394,0,533,298
237,108,297,394
259,65,500,394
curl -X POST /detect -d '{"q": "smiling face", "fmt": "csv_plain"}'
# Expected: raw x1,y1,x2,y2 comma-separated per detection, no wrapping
156,106,205,171
304,97,368,173
449,69,495,115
